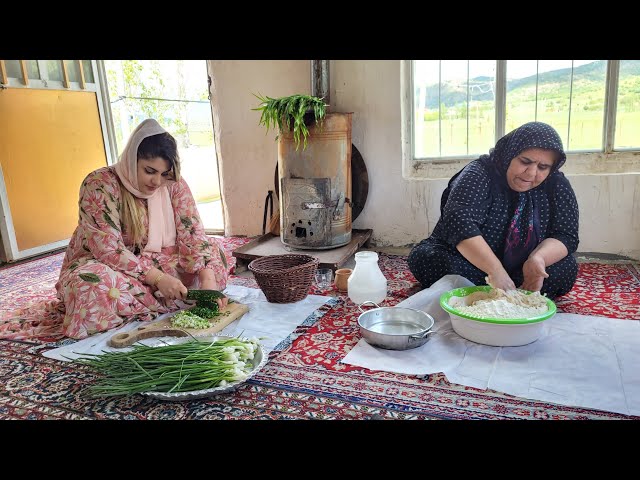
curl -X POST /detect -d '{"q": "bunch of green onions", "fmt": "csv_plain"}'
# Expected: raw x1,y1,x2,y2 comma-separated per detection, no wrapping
74,338,260,398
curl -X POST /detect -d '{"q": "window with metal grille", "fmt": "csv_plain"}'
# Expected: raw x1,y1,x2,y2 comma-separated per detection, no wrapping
1,60,96,91
402,60,640,177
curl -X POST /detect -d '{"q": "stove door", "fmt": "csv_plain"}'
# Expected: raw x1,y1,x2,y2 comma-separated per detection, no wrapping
281,177,330,248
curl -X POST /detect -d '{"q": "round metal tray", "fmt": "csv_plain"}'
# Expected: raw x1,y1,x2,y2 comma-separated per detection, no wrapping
140,335,268,401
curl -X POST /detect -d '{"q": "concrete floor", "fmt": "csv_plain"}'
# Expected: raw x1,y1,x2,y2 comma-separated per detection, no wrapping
574,251,640,263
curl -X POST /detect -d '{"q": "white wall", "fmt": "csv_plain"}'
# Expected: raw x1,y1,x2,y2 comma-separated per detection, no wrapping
207,60,309,236
330,60,447,248
569,174,640,257
209,60,640,260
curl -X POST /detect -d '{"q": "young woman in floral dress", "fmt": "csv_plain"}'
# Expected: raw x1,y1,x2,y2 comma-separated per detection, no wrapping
1,118,228,339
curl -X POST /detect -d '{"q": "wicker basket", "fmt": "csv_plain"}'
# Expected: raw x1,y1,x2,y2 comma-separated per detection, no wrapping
248,254,319,303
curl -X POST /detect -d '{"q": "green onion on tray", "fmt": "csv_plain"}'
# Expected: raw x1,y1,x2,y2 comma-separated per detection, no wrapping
73,337,260,398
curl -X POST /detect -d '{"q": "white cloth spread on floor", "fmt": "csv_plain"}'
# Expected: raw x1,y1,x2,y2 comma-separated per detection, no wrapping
44,285,331,360
342,275,640,416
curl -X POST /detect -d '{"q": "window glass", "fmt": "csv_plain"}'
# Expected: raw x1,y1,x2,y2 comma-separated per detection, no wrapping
467,61,495,154
440,60,470,157
568,60,606,151
505,60,539,130
26,60,40,79
506,60,605,150
413,60,440,158
3,60,39,81
5,60,22,78
535,60,574,147
615,60,640,149
46,60,64,81
4,60,93,85
81,60,95,83
415,59,617,160
413,60,495,158
64,60,81,83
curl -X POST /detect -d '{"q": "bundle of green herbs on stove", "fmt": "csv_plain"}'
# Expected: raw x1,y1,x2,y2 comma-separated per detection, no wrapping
253,93,327,151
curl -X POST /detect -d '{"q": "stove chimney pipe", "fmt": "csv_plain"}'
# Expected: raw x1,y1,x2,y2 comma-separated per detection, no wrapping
311,60,330,105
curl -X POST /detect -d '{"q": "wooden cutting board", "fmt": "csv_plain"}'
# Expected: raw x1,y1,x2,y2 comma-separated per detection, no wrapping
108,302,249,348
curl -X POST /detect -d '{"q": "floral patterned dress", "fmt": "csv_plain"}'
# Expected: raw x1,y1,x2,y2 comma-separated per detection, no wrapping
2,166,228,340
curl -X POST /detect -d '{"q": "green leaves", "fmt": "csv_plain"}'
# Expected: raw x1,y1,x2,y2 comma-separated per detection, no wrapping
218,245,228,269
186,289,226,310
252,93,327,151
79,273,101,283
180,216,193,229
73,338,260,397
103,212,119,231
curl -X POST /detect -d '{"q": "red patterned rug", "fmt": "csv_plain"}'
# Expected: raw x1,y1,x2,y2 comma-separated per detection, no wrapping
554,262,640,319
1,244,639,420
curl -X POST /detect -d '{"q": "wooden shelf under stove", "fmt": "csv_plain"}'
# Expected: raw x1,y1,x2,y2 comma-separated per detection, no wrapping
232,229,373,272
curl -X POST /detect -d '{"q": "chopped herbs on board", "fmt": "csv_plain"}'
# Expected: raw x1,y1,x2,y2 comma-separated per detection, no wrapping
186,289,226,310
170,305,231,329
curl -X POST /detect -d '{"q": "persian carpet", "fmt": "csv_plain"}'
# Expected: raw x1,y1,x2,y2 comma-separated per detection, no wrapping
1,245,639,420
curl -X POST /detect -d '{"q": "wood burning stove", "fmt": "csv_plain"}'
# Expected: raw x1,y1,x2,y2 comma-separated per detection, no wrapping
277,112,353,249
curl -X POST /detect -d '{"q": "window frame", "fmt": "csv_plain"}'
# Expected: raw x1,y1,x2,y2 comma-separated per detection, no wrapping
401,60,640,179
2,60,91,91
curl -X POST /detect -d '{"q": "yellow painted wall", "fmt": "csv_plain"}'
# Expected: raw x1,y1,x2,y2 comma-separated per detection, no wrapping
0,88,107,251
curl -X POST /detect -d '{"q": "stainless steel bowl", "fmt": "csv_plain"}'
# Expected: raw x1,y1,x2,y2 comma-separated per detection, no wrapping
357,301,435,350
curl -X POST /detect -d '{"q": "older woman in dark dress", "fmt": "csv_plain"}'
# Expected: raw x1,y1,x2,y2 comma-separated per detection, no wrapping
407,122,579,299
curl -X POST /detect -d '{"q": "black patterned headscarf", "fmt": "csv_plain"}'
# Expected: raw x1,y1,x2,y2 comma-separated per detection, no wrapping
478,122,566,273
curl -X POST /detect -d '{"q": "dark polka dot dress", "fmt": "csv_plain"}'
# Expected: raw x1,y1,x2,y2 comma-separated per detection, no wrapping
408,122,580,299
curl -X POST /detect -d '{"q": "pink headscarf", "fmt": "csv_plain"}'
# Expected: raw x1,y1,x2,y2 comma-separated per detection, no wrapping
114,119,177,253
